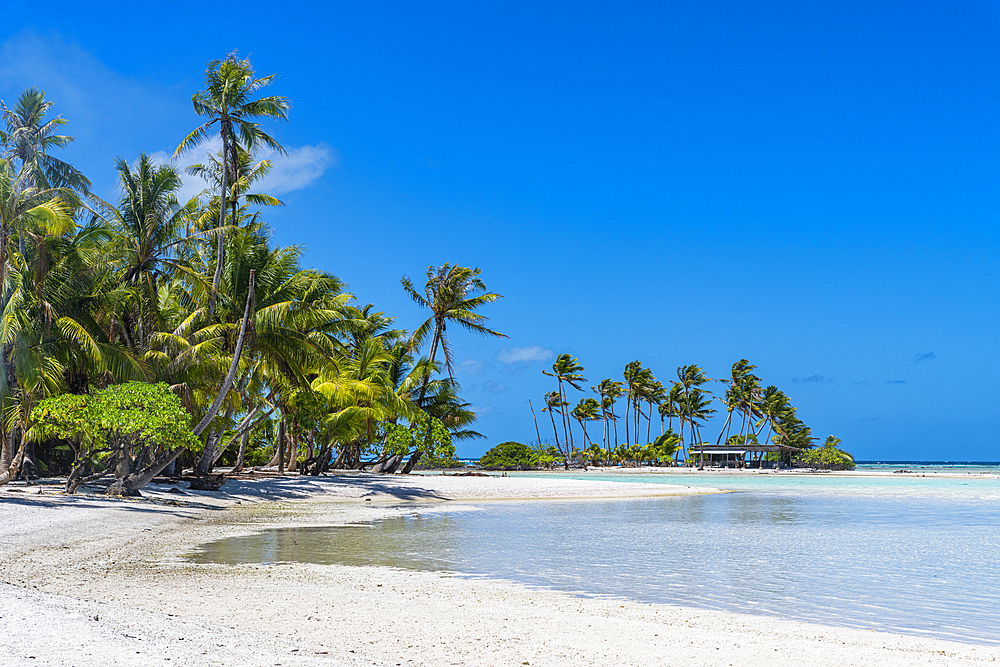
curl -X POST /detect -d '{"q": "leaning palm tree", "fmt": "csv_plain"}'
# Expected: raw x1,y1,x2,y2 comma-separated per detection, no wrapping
543,353,586,456
174,53,290,316
571,397,601,448
541,390,565,455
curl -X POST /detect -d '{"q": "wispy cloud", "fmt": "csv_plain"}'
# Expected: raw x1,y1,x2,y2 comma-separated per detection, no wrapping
258,143,339,194
791,374,832,384
482,380,508,394
0,31,181,143
457,358,488,376
913,352,937,363
885,379,908,385
0,32,337,201
854,380,870,386
497,345,553,364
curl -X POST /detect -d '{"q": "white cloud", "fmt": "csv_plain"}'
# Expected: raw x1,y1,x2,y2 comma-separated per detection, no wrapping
497,345,553,364
149,137,339,205
260,143,339,195
1,32,337,201
148,136,221,204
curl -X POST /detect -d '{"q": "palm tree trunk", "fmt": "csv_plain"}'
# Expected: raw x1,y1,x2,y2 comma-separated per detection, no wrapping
716,410,733,445
208,131,230,320
0,431,26,486
234,430,250,472
648,400,656,441
528,399,542,446
558,380,571,457
192,270,255,440
547,407,561,448
416,324,442,405
611,399,618,447
624,393,630,446
277,418,286,473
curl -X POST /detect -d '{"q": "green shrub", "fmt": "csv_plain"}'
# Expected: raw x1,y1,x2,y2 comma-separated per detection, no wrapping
793,435,855,470
479,441,536,470
415,452,466,469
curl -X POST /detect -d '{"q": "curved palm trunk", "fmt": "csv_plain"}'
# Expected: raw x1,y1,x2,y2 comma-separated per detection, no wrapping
105,448,185,497
193,270,255,448
528,399,542,446
547,408,561,449
716,410,734,445
0,433,26,486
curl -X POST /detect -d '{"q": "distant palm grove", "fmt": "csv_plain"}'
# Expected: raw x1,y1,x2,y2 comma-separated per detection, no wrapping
516,355,853,470
0,54,508,495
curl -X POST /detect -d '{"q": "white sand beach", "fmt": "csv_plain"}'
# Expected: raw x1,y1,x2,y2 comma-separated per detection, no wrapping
1,472,995,666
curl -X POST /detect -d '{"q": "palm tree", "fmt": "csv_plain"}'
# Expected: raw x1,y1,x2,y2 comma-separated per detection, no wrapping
593,378,622,449
673,364,713,468
174,53,290,316
1,88,91,194
622,360,643,445
403,264,505,383
187,143,284,229
542,390,564,455
543,353,586,457
571,397,601,448
399,264,504,472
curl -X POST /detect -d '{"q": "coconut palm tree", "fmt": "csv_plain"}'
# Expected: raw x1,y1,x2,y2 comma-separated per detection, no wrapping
399,263,505,472
543,353,586,456
403,264,505,385
542,390,565,458
1,88,91,194
571,397,601,448
174,53,290,316
673,364,713,468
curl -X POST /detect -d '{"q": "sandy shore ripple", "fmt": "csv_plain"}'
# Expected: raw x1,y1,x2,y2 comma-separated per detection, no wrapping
1,472,995,666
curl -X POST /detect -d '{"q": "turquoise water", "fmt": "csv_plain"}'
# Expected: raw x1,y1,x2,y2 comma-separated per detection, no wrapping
192,472,1000,645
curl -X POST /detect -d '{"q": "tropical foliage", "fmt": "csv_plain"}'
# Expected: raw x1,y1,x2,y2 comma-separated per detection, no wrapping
0,56,503,494
479,441,536,470
537,356,822,468
793,435,855,470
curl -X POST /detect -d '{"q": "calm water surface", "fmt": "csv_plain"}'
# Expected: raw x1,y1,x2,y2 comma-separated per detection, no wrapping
191,472,1000,645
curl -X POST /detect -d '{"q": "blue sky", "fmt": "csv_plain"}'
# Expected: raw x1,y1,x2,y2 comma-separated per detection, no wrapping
2,1,998,459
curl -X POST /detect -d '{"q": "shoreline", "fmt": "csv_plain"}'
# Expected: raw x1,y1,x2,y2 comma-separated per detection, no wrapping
2,473,996,666
496,465,1000,480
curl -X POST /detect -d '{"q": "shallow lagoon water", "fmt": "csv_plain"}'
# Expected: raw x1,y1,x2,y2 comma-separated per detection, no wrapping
191,472,1000,645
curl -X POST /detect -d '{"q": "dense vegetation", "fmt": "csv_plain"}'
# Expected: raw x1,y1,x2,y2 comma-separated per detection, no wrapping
0,54,503,494
0,54,852,491
534,356,852,468
793,436,856,470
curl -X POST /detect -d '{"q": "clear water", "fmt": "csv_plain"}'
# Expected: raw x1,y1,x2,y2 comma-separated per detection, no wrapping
190,472,1000,646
